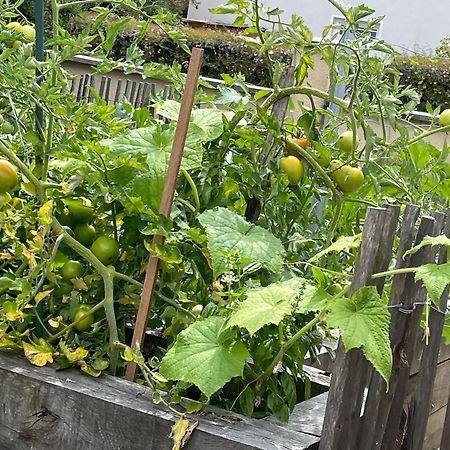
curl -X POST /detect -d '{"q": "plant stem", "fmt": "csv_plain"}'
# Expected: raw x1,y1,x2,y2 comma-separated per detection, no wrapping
181,168,200,214
371,266,418,279
257,309,326,384
408,124,450,145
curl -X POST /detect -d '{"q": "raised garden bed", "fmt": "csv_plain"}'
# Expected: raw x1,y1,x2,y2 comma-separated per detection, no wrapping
0,351,325,450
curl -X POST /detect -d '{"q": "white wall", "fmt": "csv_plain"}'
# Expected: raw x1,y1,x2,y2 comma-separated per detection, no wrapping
187,0,449,54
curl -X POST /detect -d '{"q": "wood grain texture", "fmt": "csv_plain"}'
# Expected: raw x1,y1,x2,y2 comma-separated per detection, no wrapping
0,352,320,450
125,48,204,381
382,214,442,450
319,207,388,450
405,211,448,450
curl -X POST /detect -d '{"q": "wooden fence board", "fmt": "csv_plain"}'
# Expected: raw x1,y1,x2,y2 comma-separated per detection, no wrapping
380,214,440,450
0,352,320,450
319,207,389,450
406,210,449,449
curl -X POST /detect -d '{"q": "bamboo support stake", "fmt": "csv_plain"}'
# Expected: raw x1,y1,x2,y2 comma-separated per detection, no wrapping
125,48,203,381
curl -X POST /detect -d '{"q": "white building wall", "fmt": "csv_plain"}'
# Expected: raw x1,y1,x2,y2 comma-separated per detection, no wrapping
187,0,449,53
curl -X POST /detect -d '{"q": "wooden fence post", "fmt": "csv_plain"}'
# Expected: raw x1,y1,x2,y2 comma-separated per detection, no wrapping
405,210,449,449
319,207,389,449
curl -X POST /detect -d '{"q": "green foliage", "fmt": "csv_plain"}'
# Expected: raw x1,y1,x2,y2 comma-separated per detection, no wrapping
415,263,450,306
394,56,450,110
327,287,392,386
159,316,248,398
198,207,285,276
225,277,302,335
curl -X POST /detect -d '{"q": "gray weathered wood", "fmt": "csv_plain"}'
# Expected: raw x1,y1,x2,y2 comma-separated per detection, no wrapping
319,207,388,450
0,351,321,450
381,214,443,450
405,210,449,449
440,391,450,450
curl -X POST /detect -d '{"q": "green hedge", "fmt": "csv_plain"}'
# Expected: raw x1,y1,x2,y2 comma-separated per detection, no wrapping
110,31,291,87
68,16,450,109
394,56,450,111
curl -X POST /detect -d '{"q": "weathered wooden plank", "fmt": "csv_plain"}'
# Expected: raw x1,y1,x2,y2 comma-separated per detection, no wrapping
406,357,450,414
423,405,447,450
0,351,320,450
381,214,442,450
319,207,388,450
440,395,450,450
405,210,449,449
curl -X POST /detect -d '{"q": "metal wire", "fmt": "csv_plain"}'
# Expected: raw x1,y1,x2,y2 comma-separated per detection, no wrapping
388,301,446,315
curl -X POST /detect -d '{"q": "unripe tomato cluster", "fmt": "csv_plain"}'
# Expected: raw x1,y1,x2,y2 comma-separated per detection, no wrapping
280,133,364,194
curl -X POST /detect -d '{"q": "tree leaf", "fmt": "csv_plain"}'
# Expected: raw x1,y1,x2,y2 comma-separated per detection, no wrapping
198,207,285,277
327,286,392,386
415,263,450,306
225,278,302,335
159,317,248,398
155,99,232,141
308,234,361,263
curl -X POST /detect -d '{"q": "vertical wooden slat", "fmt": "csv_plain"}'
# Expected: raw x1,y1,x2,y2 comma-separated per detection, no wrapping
441,392,450,450
104,77,111,104
124,48,204,382
135,82,144,107
129,81,138,106
114,79,123,104
319,207,388,450
76,75,85,101
406,210,449,450
381,214,441,450
361,205,421,450
141,83,151,107
99,76,106,100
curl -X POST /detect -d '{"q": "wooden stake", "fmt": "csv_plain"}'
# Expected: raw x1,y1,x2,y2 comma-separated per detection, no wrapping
125,48,203,381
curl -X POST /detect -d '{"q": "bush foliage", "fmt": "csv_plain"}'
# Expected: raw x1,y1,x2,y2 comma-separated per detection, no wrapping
394,56,450,111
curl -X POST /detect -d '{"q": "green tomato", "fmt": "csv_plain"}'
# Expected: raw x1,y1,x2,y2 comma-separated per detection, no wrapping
6,22,23,33
91,235,119,265
20,24,35,42
337,130,359,154
61,260,84,280
439,109,450,127
1,121,15,135
52,282,73,297
74,224,96,246
0,159,18,193
279,155,304,185
65,198,94,224
73,304,94,332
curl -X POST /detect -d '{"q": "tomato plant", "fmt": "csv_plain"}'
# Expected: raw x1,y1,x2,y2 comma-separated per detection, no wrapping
0,0,448,430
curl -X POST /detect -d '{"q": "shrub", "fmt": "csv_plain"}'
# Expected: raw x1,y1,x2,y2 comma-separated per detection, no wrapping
394,56,450,111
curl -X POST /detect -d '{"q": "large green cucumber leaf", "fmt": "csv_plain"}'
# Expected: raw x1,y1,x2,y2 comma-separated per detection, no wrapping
159,316,248,398
327,286,392,386
198,207,285,277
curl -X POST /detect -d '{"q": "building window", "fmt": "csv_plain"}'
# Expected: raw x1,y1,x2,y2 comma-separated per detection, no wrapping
331,16,381,41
